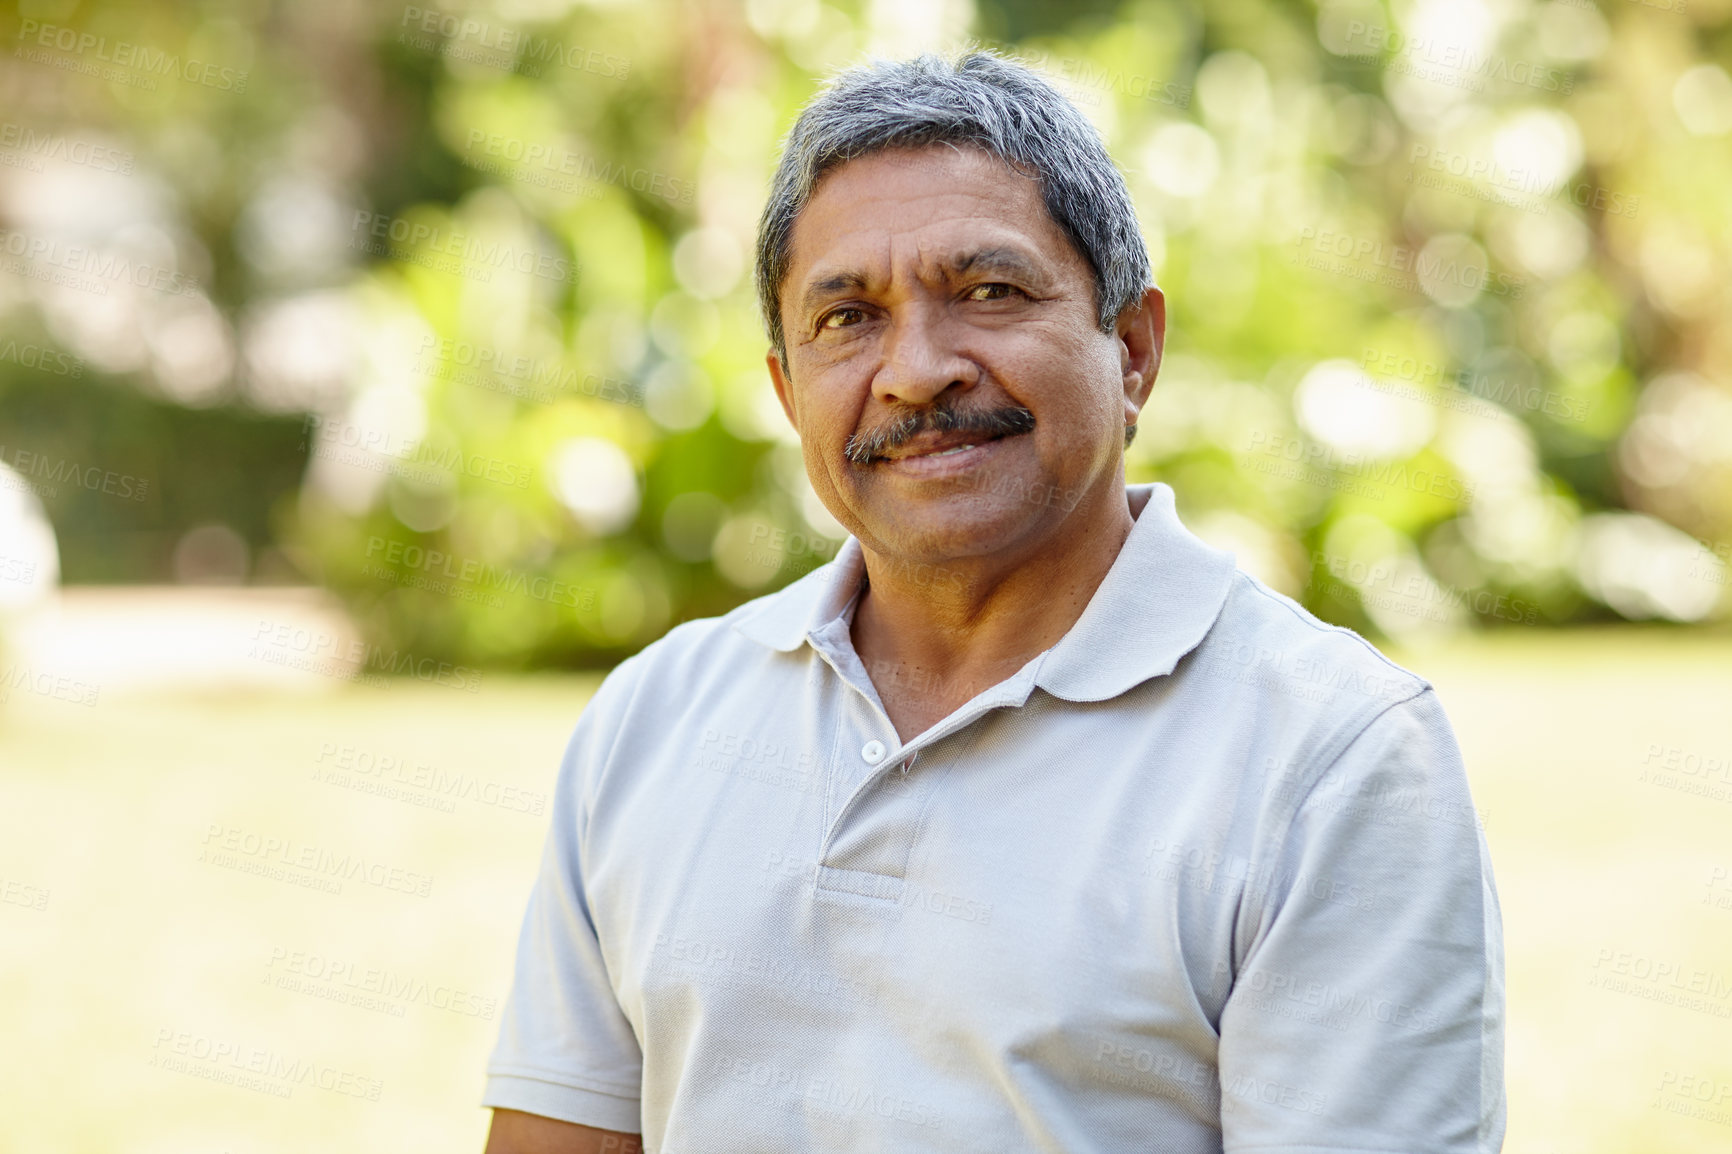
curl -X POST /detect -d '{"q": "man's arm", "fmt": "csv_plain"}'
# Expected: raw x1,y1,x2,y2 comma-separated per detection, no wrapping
480,657,651,1145
1219,687,1506,1151
484,1108,642,1154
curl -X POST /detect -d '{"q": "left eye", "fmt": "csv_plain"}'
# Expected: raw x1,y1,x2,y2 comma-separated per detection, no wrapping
967,283,1019,301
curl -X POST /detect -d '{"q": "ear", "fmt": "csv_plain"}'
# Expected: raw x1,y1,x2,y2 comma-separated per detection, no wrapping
766,348,798,431
1116,285,1165,428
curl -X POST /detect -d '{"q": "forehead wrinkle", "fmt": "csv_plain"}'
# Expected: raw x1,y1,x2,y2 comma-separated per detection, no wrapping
790,173,1061,324
799,237,1049,319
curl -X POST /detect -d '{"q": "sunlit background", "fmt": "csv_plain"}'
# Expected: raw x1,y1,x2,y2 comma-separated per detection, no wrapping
1,0,1729,1150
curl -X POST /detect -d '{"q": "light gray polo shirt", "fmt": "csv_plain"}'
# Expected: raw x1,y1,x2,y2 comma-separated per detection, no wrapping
482,481,1506,1153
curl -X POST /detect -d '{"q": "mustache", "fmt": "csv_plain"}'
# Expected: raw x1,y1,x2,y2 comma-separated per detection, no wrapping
843,403,1036,464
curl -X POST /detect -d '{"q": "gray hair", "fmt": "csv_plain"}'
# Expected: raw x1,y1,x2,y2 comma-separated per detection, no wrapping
754,49,1153,364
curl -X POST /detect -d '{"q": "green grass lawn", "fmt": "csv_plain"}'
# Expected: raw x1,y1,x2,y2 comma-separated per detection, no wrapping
1,629,1729,1152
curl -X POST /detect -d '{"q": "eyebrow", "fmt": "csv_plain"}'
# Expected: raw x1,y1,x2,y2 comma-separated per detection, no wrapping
798,270,870,320
945,246,1045,285
795,246,1050,322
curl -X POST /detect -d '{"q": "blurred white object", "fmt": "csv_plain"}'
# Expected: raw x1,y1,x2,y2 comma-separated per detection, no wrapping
4,586,362,695
1572,512,1726,623
0,461,60,613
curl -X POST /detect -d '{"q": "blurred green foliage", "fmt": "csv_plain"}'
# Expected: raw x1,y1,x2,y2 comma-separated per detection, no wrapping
0,370,306,581
0,0,1728,666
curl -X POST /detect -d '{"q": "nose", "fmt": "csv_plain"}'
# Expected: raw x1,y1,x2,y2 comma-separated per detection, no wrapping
870,304,981,407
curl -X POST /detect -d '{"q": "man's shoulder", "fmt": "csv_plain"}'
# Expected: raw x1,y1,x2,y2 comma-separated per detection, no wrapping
1189,567,1432,720
599,570,818,696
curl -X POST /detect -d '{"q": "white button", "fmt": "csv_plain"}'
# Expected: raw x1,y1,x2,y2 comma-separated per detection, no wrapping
861,740,886,764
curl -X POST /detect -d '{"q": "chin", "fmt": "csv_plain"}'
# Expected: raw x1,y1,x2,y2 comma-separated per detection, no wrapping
856,489,1046,559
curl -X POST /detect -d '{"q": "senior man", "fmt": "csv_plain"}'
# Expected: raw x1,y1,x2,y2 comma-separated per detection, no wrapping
482,50,1505,1154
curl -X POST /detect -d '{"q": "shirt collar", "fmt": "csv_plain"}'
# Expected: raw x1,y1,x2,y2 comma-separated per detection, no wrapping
728,481,1237,702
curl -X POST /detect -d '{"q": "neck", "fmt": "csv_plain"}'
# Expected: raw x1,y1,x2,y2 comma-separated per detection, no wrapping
849,481,1141,709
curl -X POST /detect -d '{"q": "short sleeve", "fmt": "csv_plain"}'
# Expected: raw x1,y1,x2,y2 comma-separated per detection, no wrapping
481,657,648,1133
1219,688,1506,1153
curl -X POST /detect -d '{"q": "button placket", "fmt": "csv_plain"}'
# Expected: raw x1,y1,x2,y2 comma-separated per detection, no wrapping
812,633,1043,897
829,685,1021,844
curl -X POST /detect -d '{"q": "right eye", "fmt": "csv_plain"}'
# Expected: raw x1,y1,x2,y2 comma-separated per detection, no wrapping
820,307,866,330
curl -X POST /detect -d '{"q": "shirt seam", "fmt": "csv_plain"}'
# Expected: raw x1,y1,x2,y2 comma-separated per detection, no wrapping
1285,684,1434,821
579,649,652,835
820,699,845,868
1228,1145,1452,1153
891,746,961,881
569,651,653,1043
1230,569,1437,925
1240,684,1435,973
485,1064,643,1101
1235,572,1435,694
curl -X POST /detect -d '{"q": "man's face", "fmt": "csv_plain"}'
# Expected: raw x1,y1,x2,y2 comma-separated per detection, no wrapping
767,144,1161,565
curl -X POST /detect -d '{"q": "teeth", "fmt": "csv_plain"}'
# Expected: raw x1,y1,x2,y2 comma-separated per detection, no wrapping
930,443,976,457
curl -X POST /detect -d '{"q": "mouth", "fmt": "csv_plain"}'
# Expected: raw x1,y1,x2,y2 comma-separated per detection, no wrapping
873,430,1023,476
845,403,1037,468
877,428,1013,461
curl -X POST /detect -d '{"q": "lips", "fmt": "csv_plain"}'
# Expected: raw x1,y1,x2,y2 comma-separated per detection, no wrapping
879,429,1008,462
